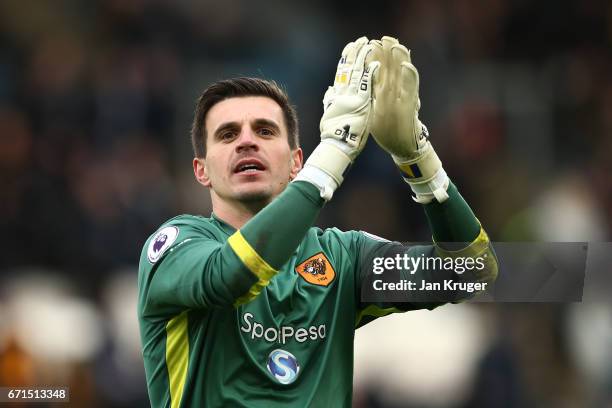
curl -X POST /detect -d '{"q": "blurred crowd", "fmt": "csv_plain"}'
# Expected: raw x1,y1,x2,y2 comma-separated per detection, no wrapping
0,0,610,407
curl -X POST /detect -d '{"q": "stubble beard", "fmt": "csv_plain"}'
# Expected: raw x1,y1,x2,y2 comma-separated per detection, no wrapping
230,185,276,213
236,189,271,204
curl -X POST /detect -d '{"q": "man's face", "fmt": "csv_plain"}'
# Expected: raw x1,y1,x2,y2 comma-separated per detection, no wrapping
194,96,302,206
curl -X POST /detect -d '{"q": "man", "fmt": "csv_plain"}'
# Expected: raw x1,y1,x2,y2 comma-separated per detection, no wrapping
138,36,498,407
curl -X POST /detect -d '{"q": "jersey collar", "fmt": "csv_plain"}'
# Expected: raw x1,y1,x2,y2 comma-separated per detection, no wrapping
210,213,237,236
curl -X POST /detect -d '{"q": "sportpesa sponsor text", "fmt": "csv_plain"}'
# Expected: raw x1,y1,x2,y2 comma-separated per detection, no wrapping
240,313,326,344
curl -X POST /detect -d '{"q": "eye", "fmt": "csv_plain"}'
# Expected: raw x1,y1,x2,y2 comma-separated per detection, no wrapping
219,130,237,141
258,127,274,137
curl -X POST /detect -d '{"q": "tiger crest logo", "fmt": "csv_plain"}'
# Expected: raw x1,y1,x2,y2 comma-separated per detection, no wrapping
296,252,335,287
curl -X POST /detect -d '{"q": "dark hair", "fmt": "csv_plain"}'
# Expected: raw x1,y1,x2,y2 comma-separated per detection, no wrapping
191,77,299,157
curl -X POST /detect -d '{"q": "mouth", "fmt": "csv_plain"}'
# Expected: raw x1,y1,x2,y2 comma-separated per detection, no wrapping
233,158,266,175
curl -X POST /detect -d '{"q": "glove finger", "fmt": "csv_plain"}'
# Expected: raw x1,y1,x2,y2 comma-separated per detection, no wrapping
369,38,383,48
381,36,399,49
366,40,384,64
334,41,353,87
335,37,368,88
349,42,372,93
346,37,369,89
351,36,369,52
377,37,405,97
351,36,369,50
389,46,410,99
399,61,420,101
357,60,380,99
381,36,399,63
391,43,411,64
340,37,367,65
366,42,385,99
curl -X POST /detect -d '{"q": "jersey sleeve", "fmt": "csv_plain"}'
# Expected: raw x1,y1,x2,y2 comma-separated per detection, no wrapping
138,219,258,318
353,227,498,328
350,181,498,328
139,181,326,318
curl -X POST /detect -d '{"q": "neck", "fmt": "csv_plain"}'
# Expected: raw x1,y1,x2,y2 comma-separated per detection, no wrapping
211,194,270,230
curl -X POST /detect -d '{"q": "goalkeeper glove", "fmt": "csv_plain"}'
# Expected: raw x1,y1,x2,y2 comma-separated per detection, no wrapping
294,36,380,200
368,36,449,203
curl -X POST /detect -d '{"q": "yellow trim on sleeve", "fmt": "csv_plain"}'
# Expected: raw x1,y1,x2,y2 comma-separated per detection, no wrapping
233,280,270,307
228,230,277,280
434,226,499,299
228,230,278,306
355,305,402,328
434,226,490,259
166,311,189,408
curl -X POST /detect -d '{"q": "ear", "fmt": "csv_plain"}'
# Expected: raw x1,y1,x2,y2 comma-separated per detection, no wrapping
289,148,303,180
193,157,212,188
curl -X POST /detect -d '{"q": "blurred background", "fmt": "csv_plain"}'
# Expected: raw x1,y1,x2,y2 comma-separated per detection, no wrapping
0,0,611,406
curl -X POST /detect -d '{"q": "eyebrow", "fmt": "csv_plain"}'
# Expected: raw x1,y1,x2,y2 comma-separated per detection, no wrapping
252,118,281,132
213,118,281,139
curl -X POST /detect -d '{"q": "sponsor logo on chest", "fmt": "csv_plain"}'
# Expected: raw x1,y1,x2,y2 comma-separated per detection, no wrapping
240,312,326,344
267,349,300,385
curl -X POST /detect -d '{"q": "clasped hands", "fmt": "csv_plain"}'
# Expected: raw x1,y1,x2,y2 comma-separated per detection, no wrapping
297,35,449,203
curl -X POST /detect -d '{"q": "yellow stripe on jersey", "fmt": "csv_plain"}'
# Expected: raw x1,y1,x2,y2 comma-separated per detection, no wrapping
434,225,490,259
355,305,402,327
228,230,278,306
434,226,498,301
233,279,272,307
166,311,189,408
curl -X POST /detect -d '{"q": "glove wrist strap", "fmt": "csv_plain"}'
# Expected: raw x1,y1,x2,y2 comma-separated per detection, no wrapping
408,167,450,204
392,143,441,180
393,146,450,203
293,140,352,201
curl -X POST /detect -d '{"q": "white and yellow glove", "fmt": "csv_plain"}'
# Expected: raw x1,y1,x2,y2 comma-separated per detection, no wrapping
368,36,449,203
294,36,380,200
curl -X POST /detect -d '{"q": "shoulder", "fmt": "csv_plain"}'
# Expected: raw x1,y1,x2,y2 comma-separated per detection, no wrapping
156,214,217,232
305,227,397,259
150,214,222,240
302,226,364,255
305,226,349,240
307,227,390,246
141,214,223,264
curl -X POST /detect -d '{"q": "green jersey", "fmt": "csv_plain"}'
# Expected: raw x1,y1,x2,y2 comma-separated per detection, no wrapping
137,182,496,407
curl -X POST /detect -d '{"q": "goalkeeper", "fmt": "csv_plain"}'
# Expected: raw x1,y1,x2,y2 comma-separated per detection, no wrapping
138,36,498,407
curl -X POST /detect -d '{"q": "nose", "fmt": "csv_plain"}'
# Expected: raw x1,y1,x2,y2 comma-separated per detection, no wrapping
235,126,259,152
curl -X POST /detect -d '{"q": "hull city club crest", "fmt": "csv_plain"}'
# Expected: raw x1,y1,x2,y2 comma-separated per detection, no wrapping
295,252,336,287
